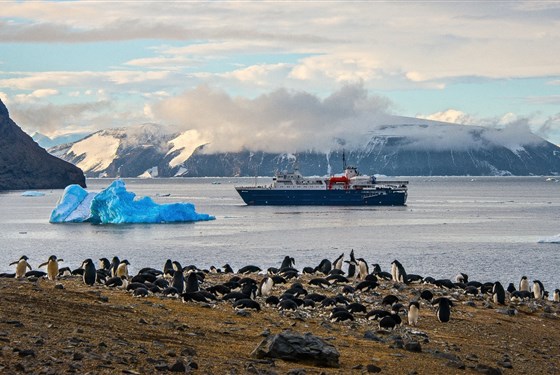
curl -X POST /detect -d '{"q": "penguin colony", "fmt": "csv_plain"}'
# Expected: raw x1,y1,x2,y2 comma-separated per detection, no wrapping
4,252,560,330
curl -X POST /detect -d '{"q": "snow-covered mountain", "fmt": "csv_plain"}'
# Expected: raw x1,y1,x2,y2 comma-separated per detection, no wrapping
50,121,560,177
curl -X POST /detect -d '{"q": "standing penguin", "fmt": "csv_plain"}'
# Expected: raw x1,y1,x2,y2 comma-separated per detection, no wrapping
332,253,344,271
391,260,407,283
185,272,200,293
172,269,185,293
434,297,453,323
533,280,545,299
408,301,420,326
163,259,174,276
519,276,530,292
553,289,560,303
116,260,130,279
9,256,32,278
280,256,295,270
110,256,120,277
38,255,63,281
258,276,274,297
82,259,97,286
492,281,506,305
356,258,369,280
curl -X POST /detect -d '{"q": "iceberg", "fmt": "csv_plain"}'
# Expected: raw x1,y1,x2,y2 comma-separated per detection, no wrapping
50,180,215,224
538,234,560,244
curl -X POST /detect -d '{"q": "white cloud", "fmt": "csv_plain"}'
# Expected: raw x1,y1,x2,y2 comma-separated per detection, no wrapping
420,109,476,125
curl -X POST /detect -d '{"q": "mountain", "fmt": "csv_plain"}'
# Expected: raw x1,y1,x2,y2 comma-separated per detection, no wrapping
0,100,86,191
50,122,560,177
32,132,89,149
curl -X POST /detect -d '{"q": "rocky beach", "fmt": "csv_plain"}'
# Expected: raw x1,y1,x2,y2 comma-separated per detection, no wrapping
1,265,560,375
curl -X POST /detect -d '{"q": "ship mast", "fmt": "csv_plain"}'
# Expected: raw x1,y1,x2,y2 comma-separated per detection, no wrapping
342,149,347,170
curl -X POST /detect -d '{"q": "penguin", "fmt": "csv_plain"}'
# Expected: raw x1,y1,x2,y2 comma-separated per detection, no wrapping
265,295,280,307
391,260,407,283
434,297,452,323
371,264,392,280
553,289,560,303
163,259,173,276
408,301,420,326
258,276,274,297
172,269,185,293
326,274,349,284
330,310,354,322
332,253,344,271
185,272,200,293
382,294,399,306
238,265,261,274
314,259,332,275
233,298,261,312
355,280,378,292
366,309,391,321
378,315,397,330
278,299,298,311
347,302,367,314
223,264,234,273
492,281,506,305
116,260,130,279
455,273,468,283
105,275,128,289
346,249,357,278
519,276,530,292
110,256,120,277
533,280,545,299
98,258,111,271
38,255,63,281
9,255,32,278
506,283,516,294
356,258,369,280
420,290,433,302
280,256,295,270
82,259,97,286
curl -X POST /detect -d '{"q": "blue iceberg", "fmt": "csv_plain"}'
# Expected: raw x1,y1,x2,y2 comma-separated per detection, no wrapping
50,180,215,224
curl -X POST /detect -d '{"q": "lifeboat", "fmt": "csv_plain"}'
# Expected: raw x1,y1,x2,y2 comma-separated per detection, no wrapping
328,176,349,190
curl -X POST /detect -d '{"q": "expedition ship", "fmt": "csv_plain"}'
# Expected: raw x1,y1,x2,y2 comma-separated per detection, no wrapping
235,163,408,206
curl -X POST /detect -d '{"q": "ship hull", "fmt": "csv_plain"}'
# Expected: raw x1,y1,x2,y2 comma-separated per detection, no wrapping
235,187,407,206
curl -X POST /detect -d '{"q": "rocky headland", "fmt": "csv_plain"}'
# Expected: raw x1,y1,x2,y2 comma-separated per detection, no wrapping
0,99,85,191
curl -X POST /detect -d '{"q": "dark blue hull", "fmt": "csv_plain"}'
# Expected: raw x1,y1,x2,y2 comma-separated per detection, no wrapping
235,188,407,206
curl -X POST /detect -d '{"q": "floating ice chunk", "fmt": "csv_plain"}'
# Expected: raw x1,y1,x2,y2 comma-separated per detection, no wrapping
538,234,560,244
50,180,215,224
21,191,45,197
49,185,95,223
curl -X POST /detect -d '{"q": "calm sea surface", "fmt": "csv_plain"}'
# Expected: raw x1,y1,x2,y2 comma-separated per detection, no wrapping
1,177,559,290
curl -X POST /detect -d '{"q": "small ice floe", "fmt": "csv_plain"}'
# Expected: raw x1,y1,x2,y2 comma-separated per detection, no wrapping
538,234,560,244
21,191,45,197
545,177,558,182
155,193,171,197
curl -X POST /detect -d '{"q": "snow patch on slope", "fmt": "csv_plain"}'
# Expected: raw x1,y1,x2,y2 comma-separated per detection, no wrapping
167,130,207,168
69,132,119,172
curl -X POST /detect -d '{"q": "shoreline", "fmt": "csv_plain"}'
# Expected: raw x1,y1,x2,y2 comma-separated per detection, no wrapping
1,271,560,374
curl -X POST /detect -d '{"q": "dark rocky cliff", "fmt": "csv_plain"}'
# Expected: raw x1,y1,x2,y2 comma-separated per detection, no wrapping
0,100,86,190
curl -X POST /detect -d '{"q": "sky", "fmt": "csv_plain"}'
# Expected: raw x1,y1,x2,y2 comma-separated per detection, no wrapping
1,1,560,150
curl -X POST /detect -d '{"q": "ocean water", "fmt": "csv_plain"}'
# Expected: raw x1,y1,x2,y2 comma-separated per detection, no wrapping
0,177,559,290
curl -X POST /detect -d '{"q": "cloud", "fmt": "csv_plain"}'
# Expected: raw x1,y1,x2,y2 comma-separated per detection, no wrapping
419,109,477,125
151,83,394,153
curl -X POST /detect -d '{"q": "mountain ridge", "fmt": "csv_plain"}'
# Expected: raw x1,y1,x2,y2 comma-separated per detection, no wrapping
49,122,560,178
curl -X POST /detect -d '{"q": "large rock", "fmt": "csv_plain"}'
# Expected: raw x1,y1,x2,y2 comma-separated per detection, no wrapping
251,330,339,368
0,100,85,190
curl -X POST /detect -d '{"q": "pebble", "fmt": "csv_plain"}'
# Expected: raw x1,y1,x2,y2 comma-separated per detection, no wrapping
54,283,64,290
169,359,186,372
287,369,307,375
446,360,466,370
363,331,385,343
404,341,422,353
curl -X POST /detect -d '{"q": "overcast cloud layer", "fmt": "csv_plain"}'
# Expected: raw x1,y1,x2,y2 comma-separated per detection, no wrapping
0,1,559,146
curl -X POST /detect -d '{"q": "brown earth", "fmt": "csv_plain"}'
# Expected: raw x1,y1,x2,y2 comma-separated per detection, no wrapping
0,275,559,374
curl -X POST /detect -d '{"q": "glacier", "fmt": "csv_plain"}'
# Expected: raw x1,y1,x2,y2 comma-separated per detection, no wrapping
49,180,215,224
